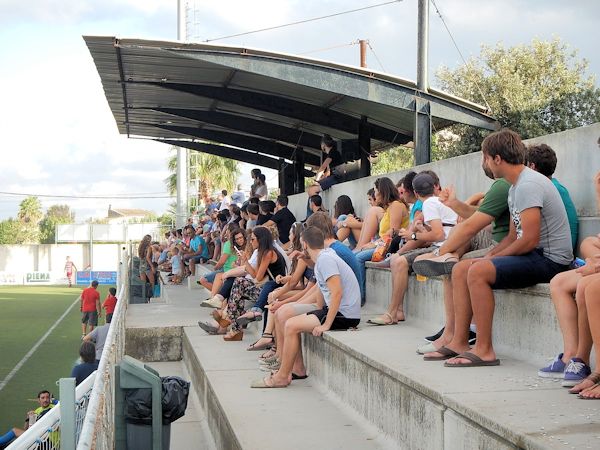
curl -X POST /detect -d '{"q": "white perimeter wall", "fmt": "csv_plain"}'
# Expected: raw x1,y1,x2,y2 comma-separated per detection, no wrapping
0,243,121,273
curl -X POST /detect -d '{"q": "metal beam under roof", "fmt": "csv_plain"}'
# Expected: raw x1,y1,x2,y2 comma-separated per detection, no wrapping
84,35,498,170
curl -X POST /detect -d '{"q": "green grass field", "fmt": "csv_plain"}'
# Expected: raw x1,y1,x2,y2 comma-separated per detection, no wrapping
0,285,112,431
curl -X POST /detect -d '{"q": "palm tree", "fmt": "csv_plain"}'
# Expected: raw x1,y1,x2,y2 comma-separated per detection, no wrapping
164,145,240,211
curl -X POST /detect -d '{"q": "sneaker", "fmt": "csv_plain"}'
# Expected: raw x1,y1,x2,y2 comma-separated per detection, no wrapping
412,253,459,277
538,353,567,379
425,327,444,342
561,358,591,387
201,296,223,308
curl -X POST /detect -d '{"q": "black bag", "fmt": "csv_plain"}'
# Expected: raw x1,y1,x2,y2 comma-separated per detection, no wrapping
124,376,190,425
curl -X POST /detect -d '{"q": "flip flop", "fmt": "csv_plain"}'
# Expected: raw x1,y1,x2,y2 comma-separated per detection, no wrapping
444,352,500,367
366,312,397,326
292,373,308,380
423,346,459,361
250,376,288,388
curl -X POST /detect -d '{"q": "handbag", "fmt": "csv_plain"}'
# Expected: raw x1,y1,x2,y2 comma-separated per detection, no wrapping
371,229,398,263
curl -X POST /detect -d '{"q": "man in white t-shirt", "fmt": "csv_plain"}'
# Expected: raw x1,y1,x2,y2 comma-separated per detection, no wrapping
251,226,360,388
368,171,458,325
218,190,231,211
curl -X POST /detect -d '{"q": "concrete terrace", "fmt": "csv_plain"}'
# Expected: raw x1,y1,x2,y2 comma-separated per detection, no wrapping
123,266,600,450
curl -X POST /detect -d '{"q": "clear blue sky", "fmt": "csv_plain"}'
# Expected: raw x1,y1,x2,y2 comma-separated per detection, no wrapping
0,0,597,221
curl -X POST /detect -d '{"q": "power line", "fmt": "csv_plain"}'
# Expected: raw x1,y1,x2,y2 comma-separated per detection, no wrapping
204,0,403,42
366,41,387,72
0,191,175,199
429,0,493,113
299,40,360,56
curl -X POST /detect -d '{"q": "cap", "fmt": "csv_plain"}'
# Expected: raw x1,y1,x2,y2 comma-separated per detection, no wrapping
412,173,435,196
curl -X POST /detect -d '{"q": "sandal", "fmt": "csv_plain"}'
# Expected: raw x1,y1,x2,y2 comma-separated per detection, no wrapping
259,348,277,361
575,372,600,397
247,333,274,351
367,312,397,326
236,311,263,327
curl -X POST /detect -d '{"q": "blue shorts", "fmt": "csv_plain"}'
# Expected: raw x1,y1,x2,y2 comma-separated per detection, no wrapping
490,249,569,290
202,269,223,283
190,255,208,264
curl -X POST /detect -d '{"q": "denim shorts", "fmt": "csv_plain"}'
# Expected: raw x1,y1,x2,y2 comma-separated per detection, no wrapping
491,249,570,290
318,175,339,191
202,269,223,283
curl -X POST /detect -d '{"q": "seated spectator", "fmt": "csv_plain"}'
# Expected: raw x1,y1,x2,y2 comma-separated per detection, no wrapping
208,227,287,341
183,226,210,276
239,204,248,230
307,194,327,217
198,224,241,291
251,226,360,388
576,266,600,398
337,188,384,252
71,341,98,386
228,204,242,226
525,143,579,249
306,135,344,216
354,177,409,305
258,212,362,372
84,322,110,364
538,172,600,388
412,157,510,358
444,128,572,368
0,391,55,446
246,203,259,230
256,200,275,225
333,195,360,249
102,287,118,323
262,195,297,248
368,172,457,325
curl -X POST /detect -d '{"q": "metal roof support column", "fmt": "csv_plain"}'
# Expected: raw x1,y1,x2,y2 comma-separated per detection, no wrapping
358,117,371,178
294,147,305,194
414,98,431,165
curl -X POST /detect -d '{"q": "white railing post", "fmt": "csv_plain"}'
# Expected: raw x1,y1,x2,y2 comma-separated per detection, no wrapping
60,377,77,450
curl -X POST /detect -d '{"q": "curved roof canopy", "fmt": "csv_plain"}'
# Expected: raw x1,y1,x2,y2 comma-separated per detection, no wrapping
84,36,497,169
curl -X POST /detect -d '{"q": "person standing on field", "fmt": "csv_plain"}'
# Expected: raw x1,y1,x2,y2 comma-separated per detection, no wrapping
64,256,77,288
80,280,101,339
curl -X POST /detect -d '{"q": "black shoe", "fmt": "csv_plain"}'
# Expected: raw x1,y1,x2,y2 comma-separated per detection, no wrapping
468,330,477,346
425,327,444,342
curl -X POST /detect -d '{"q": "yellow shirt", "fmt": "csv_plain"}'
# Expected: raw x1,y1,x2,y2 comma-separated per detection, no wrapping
379,201,409,236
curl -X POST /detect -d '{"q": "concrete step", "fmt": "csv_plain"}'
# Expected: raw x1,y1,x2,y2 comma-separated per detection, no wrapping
182,326,396,450
188,263,215,290
364,264,564,367
303,312,600,450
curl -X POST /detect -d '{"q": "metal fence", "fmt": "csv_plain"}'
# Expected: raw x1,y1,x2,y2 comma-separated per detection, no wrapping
75,250,129,450
6,372,97,450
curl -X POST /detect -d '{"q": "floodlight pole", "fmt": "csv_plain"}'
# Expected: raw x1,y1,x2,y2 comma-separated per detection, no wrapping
415,0,431,165
176,0,189,227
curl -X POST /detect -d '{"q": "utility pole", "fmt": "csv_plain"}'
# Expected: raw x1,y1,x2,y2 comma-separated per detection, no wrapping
359,39,368,68
176,0,189,227
415,0,431,165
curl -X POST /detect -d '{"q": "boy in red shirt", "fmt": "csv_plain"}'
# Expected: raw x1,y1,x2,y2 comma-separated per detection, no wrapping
102,287,117,324
80,280,100,338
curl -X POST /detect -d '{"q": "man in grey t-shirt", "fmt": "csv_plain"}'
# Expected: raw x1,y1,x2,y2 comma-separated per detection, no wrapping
84,323,110,364
251,226,360,388
443,129,572,369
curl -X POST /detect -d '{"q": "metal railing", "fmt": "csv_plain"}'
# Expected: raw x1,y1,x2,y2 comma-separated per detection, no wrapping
6,372,97,450
76,250,129,450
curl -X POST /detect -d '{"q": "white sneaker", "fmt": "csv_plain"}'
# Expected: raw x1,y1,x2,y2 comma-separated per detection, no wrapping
201,296,223,308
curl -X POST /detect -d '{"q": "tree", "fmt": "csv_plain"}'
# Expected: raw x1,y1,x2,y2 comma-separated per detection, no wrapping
39,204,75,243
0,219,20,245
14,196,43,244
435,38,600,155
165,146,240,211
